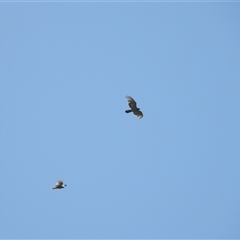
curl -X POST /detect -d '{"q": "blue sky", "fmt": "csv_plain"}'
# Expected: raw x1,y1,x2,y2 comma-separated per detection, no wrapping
1,2,240,239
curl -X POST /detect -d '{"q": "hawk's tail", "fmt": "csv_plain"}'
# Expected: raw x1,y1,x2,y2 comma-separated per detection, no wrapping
125,110,132,113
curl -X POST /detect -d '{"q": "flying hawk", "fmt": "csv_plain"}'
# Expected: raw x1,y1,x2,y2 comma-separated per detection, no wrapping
125,96,143,119
52,180,67,190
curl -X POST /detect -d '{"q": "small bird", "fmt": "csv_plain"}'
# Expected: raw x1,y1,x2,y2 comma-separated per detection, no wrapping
125,96,143,119
52,180,67,190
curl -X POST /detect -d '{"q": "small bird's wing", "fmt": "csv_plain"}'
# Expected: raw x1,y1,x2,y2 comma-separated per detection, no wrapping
126,96,137,109
134,110,143,119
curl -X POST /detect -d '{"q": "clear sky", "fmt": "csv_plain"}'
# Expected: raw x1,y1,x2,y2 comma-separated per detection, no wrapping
1,2,240,239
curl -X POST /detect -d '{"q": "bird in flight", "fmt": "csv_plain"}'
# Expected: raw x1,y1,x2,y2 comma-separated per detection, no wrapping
125,96,143,119
52,180,67,190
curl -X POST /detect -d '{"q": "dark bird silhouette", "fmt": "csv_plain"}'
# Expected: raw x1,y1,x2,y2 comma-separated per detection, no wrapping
125,96,143,119
52,180,67,190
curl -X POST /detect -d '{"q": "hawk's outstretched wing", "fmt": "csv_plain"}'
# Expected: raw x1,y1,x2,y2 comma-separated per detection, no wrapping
126,96,137,110
134,110,143,119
